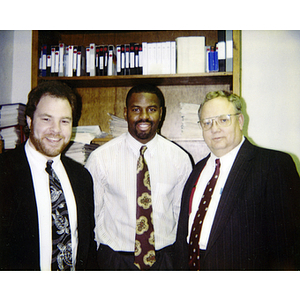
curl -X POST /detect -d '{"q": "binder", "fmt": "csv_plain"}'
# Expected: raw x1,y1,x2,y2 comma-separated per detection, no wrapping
129,43,135,75
107,45,116,76
176,36,206,74
116,45,122,75
121,44,126,75
125,44,130,75
226,30,233,72
99,45,104,76
142,42,148,75
217,30,226,72
89,43,96,76
103,45,108,76
95,46,100,76
76,46,86,76
41,44,47,77
58,43,65,77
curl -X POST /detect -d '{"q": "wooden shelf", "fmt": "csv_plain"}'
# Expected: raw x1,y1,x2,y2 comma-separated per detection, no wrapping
38,72,233,88
31,30,241,143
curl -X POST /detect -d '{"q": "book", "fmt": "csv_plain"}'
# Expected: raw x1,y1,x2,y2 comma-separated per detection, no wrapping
176,36,206,73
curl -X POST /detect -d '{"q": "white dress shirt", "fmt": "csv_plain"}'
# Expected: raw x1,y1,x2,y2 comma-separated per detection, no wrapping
188,137,245,250
25,141,78,270
85,132,192,252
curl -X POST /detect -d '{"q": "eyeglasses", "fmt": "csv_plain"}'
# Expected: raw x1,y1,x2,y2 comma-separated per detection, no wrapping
198,113,240,131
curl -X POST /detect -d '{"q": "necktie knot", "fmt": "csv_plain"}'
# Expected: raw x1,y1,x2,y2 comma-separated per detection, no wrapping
46,160,54,175
215,158,220,169
140,146,147,156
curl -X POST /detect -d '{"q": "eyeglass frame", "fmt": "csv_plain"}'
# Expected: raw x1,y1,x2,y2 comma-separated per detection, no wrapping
198,113,241,131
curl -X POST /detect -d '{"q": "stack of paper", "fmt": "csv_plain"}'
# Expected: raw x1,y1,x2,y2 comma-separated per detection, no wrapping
180,102,203,140
108,113,128,137
0,126,22,149
64,125,105,165
0,103,26,128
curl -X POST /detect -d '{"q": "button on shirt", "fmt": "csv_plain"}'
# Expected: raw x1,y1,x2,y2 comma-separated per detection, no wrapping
25,141,78,270
85,132,192,252
188,137,245,250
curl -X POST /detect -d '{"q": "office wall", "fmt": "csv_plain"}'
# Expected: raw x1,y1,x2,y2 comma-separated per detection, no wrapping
0,30,14,104
0,30,32,105
241,30,300,173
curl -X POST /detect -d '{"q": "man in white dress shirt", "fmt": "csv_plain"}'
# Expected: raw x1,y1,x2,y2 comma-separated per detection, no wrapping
175,90,300,270
85,84,193,270
0,81,97,270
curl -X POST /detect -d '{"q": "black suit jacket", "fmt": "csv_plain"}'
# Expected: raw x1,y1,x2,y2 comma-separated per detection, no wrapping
0,143,97,270
175,138,300,270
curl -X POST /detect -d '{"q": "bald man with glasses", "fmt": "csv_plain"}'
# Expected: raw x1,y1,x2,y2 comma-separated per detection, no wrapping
175,90,300,270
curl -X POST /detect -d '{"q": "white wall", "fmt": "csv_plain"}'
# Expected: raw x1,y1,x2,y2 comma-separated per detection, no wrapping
0,30,32,105
0,30,14,104
242,30,300,173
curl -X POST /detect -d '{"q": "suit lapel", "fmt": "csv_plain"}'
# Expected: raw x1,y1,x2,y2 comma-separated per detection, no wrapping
205,139,256,253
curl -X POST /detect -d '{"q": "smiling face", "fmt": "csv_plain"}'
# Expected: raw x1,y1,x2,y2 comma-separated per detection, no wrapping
124,92,163,144
200,97,244,157
26,95,73,160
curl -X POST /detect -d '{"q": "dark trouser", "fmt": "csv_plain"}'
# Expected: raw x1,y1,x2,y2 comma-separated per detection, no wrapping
97,243,175,270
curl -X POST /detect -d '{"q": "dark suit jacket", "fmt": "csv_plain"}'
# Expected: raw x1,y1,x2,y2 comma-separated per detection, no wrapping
0,143,97,270
174,138,300,270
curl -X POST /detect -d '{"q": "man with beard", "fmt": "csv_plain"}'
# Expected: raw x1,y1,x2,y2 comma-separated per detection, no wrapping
85,84,192,270
0,81,97,270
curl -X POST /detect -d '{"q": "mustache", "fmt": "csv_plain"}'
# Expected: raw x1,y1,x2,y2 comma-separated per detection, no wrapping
135,119,153,124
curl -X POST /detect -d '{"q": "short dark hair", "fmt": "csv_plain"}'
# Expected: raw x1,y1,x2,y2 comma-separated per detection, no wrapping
125,84,165,108
25,81,78,124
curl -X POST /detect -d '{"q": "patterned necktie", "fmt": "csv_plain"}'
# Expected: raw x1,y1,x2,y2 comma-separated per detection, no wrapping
188,158,221,270
134,146,156,270
46,160,73,271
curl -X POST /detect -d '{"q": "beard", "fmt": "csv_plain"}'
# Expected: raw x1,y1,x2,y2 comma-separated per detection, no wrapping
134,120,155,141
29,130,70,158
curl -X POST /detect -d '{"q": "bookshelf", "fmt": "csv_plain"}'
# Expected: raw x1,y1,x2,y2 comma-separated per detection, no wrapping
31,30,241,141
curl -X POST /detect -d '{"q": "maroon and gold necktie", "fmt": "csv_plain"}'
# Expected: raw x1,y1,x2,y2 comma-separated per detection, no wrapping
189,158,221,270
134,146,156,270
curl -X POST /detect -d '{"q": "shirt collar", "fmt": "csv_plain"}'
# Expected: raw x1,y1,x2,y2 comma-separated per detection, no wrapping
126,132,158,157
25,140,61,170
210,136,245,166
